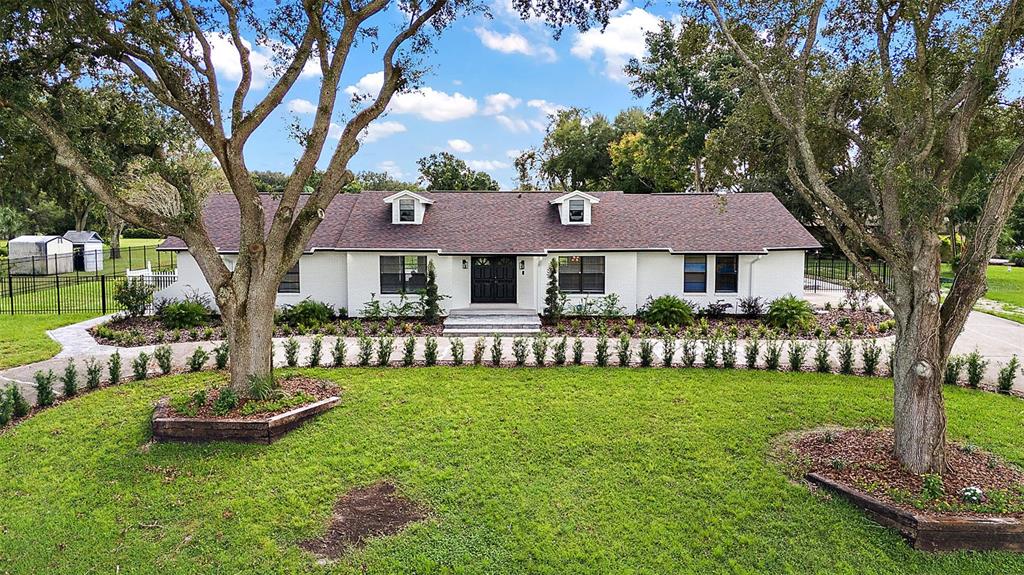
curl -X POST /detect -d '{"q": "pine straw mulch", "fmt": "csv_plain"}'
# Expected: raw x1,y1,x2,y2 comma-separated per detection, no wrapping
778,427,1024,518
169,375,339,420
298,481,429,560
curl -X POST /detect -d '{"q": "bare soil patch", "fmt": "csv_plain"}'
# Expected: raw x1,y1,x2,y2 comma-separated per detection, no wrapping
781,427,1024,518
298,481,428,559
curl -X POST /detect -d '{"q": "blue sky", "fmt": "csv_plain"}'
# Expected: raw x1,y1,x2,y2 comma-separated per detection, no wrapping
224,2,671,188
220,2,1024,189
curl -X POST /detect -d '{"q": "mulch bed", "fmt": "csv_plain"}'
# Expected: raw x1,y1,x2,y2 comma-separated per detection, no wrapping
172,376,340,420
783,427,1024,518
91,316,445,347
542,308,889,339
298,481,428,560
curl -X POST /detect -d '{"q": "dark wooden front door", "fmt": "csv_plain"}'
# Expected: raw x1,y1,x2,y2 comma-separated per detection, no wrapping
471,256,517,303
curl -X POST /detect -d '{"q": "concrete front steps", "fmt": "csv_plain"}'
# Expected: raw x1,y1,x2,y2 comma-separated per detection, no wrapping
443,307,542,336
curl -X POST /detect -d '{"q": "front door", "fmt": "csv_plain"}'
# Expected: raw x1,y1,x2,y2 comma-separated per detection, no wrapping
471,256,517,303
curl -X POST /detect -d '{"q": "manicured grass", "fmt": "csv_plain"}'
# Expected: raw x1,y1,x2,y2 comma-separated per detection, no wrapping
2,368,1024,573
116,237,165,249
984,265,1024,308
942,263,1024,324
0,313,96,370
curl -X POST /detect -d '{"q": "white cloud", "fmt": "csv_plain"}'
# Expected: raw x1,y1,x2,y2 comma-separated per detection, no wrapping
527,99,566,117
494,115,531,133
287,98,317,114
448,138,474,153
328,122,343,139
506,149,521,159
474,27,556,61
325,120,407,143
468,159,511,171
345,71,478,121
361,121,407,143
571,7,662,81
206,34,319,89
376,160,406,179
483,93,522,115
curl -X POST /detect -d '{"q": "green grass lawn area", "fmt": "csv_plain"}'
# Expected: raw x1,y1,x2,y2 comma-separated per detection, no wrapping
116,237,165,249
0,313,96,370
3,368,1024,573
943,263,1024,324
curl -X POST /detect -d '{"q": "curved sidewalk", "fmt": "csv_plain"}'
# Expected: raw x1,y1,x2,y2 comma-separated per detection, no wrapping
3,310,1022,404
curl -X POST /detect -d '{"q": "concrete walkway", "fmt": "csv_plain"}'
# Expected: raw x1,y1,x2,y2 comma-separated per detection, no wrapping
2,306,1022,404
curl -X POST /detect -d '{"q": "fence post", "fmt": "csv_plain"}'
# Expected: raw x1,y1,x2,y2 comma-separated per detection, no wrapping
55,275,61,315
7,273,13,315
101,275,107,315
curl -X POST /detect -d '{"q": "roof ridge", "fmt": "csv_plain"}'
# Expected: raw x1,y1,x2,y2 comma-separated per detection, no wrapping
332,190,362,247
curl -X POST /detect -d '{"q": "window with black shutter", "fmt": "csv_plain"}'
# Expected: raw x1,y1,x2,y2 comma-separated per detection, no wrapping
558,255,604,294
380,255,428,294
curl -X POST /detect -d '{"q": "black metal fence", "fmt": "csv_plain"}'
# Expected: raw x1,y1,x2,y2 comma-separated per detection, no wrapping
804,253,893,293
0,244,176,279
0,244,178,315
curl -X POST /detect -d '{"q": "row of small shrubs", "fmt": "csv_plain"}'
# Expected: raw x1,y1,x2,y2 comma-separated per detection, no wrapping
14,342,231,413
271,332,898,374
636,294,815,329
945,351,1021,392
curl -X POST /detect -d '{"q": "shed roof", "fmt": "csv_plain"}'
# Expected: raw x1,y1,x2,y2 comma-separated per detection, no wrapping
62,231,104,244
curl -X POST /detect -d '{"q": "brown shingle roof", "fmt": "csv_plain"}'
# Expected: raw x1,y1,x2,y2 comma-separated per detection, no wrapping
160,191,820,254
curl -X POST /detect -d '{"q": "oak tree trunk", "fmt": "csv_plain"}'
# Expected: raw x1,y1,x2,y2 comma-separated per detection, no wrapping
219,285,277,394
890,239,948,474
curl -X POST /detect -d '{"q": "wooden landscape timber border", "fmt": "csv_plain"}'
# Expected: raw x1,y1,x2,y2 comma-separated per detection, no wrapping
806,472,1024,552
151,396,340,444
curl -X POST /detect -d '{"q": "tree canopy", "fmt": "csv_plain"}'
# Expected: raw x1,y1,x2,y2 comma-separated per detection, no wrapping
417,152,500,190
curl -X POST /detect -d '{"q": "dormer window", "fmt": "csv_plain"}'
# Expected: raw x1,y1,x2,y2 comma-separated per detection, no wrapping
568,199,585,222
399,198,415,222
384,191,433,225
550,190,599,226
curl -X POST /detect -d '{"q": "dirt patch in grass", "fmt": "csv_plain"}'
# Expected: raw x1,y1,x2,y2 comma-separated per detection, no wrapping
780,427,1024,518
298,481,428,559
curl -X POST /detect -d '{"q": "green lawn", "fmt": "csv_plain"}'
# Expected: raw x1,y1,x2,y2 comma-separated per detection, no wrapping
0,313,96,370
943,263,1024,324
2,368,1024,573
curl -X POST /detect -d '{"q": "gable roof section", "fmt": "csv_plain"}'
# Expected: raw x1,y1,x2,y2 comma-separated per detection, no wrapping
550,190,600,204
63,231,104,243
383,190,434,204
160,191,820,254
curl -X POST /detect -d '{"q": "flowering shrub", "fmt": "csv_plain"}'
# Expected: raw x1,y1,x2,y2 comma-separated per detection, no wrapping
960,486,984,504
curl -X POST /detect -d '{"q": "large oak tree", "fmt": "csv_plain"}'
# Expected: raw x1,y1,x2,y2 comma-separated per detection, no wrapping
699,0,1024,472
0,0,613,393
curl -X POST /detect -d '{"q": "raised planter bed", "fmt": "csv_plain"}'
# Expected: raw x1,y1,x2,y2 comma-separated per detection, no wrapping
807,472,1024,552
152,395,340,443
